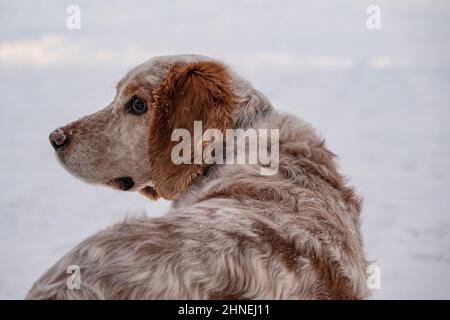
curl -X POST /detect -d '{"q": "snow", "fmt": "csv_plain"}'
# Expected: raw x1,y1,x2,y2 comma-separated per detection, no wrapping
1,0,449,299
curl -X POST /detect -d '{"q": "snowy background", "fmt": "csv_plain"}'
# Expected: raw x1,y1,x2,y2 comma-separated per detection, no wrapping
1,0,449,299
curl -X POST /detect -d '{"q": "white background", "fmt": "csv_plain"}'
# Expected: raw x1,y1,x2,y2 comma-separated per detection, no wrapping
0,0,449,299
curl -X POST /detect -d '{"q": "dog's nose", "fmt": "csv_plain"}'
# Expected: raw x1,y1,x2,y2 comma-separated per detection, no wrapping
49,128,68,150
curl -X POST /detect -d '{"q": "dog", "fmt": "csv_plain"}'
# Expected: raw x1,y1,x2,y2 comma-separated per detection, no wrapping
27,54,369,299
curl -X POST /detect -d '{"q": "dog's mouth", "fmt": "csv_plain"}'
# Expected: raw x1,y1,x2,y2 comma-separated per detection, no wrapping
107,176,135,191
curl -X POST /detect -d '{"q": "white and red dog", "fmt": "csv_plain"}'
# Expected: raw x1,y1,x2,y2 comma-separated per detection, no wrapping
28,54,368,299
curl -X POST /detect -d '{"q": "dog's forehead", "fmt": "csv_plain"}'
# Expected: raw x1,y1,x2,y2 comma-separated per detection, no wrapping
117,54,214,92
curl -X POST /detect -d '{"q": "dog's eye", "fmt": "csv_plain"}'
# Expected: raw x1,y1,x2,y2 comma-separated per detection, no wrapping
129,96,148,115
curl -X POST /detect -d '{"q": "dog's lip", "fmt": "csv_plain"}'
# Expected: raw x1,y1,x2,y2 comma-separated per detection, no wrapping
107,177,135,191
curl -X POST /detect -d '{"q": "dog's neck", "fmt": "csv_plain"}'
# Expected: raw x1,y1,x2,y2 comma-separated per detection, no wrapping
171,111,362,215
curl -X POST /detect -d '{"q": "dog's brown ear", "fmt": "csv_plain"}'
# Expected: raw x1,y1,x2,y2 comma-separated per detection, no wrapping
148,61,236,200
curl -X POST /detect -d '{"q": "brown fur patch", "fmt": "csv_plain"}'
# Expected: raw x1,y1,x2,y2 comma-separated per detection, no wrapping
252,222,299,272
148,61,236,199
253,221,359,299
139,186,160,200
123,84,140,96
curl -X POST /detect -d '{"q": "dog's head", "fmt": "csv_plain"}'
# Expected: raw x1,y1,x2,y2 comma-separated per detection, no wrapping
49,54,255,200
